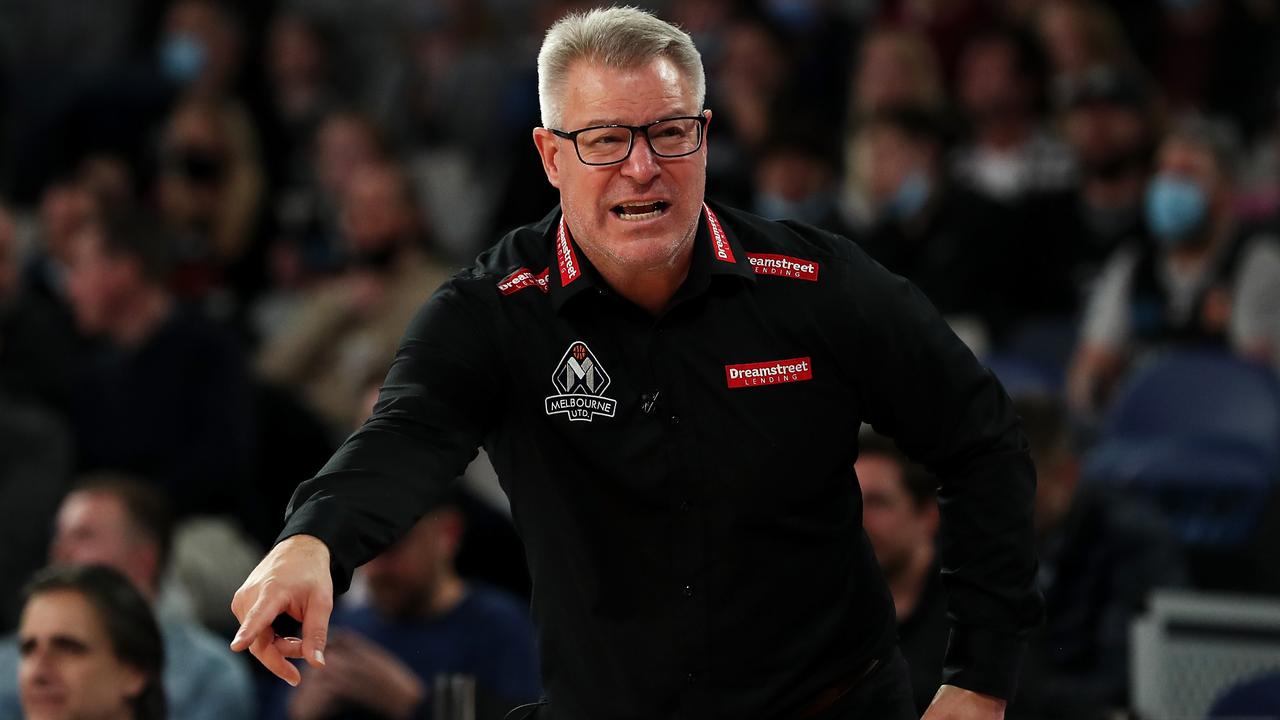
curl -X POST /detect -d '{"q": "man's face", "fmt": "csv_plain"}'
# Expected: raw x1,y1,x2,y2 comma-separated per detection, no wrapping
533,57,710,273
51,493,153,597
858,455,936,578
18,590,145,720
362,511,457,620
1064,103,1147,174
1156,137,1226,214
65,230,136,336
863,125,932,209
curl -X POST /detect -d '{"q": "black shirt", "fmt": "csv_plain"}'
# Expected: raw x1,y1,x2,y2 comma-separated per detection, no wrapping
281,201,1043,720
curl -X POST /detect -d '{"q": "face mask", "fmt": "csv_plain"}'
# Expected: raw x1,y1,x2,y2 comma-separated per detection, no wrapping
160,32,207,85
882,172,931,222
1145,175,1208,247
754,192,833,225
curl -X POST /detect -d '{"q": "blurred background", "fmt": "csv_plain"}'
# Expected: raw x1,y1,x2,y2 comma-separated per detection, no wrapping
0,0,1279,718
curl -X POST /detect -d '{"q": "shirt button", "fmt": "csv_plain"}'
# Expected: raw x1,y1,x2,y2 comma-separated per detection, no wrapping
678,499,691,512
669,414,681,424
686,672,699,684
682,584,694,598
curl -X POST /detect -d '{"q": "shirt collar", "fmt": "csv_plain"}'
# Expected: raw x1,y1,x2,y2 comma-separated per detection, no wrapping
548,202,755,314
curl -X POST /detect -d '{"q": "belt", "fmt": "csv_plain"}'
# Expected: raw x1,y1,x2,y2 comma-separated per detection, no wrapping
793,656,883,720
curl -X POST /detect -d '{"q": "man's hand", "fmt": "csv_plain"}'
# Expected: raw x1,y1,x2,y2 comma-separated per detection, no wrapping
230,534,334,686
921,685,1007,720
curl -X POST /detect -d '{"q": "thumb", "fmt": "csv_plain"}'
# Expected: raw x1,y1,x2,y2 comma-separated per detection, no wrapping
300,588,333,669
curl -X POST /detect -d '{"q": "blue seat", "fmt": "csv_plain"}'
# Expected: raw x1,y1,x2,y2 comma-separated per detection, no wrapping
1207,671,1280,718
1082,350,1280,551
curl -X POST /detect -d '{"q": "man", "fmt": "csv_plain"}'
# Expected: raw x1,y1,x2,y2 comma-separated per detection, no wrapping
852,106,1019,351
0,475,256,719
65,209,253,519
1068,118,1280,413
277,504,541,720
857,433,948,716
18,565,166,720
1009,395,1186,720
257,159,452,432
233,9,1041,720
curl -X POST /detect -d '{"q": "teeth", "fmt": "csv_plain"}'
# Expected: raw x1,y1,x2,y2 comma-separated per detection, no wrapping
617,208,664,221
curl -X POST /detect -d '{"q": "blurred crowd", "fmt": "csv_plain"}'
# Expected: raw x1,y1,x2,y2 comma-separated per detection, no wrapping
1,0,1279,718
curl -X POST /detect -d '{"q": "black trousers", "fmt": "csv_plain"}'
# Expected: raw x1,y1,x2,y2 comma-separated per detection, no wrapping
507,649,918,720
810,648,918,720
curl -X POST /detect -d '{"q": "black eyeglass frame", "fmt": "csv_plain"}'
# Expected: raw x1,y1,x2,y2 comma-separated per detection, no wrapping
548,115,709,166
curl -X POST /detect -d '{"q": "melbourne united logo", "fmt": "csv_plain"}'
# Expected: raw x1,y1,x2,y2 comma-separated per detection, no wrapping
544,341,617,422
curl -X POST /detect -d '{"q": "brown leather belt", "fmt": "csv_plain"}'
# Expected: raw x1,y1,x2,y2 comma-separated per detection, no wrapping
793,657,883,719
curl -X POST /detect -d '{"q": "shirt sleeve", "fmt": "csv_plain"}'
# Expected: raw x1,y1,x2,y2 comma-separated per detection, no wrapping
1080,247,1138,351
843,256,1044,700
1230,235,1280,355
278,280,500,593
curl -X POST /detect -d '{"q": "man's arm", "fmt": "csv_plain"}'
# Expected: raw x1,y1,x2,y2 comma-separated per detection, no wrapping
844,258,1044,704
231,279,502,682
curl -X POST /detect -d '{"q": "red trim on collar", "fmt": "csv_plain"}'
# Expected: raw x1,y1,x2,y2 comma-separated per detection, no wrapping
703,203,736,264
557,217,582,286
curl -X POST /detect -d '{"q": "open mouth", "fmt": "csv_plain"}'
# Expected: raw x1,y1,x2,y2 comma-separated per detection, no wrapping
612,200,670,222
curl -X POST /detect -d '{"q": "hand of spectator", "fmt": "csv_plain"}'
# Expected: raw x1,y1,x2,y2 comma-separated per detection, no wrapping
287,665,343,720
921,685,1007,720
230,534,334,686
316,629,427,720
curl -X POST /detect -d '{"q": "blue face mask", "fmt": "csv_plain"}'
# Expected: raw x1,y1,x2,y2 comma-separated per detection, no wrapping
1145,175,1208,247
883,172,931,222
160,32,207,85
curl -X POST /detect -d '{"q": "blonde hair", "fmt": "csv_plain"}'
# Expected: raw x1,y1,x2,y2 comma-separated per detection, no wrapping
537,6,706,129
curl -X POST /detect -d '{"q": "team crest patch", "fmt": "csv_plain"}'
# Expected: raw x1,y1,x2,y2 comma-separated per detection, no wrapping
545,341,617,421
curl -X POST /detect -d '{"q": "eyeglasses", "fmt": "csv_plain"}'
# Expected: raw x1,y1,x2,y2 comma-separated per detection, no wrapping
550,115,708,166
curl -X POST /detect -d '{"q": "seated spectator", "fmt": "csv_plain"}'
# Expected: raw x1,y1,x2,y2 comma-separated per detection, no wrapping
256,160,451,433
851,106,1019,352
17,565,165,720
65,209,253,519
856,433,946,716
1010,394,1188,720
0,475,256,719
951,25,1075,202
751,123,850,235
0,201,76,410
1068,117,1280,414
1011,66,1161,320
274,504,541,720
25,181,100,315
0,401,70,632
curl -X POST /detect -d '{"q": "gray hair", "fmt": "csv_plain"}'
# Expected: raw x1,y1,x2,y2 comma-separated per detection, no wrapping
537,6,706,129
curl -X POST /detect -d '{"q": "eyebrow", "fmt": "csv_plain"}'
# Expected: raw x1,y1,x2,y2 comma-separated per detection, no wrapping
578,111,697,128
18,635,90,656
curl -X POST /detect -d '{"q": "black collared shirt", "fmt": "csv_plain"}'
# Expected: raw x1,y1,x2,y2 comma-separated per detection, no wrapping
281,202,1043,720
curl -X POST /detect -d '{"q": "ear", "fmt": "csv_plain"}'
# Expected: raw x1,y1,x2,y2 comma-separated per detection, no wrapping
532,128,564,189
120,665,148,701
701,109,713,164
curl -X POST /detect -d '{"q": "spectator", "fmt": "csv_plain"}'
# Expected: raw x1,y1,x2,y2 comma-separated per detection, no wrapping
0,402,70,633
0,201,76,409
261,10,341,194
275,505,541,720
158,0,245,103
1010,394,1188,720
25,181,99,315
17,565,165,720
840,25,945,227
851,106,1018,352
751,124,849,234
1033,0,1138,88
156,96,265,311
266,109,392,291
1011,66,1162,320
65,209,254,519
0,475,256,719
256,160,451,433
951,26,1076,201
856,433,946,717
1068,117,1280,414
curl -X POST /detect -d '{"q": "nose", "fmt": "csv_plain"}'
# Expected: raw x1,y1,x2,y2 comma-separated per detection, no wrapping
619,132,661,184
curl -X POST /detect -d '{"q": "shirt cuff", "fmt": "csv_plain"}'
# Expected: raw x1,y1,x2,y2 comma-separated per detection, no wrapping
275,501,360,594
940,626,1028,701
